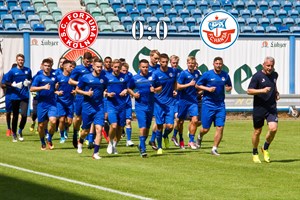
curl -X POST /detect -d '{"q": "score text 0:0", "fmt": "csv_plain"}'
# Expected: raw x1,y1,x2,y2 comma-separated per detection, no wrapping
131,21,168,41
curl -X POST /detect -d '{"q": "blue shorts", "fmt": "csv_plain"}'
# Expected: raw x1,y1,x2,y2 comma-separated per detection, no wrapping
177,102,198,120
103,98,108,113
154,103,175,125
5,96,12,112
74,96,83,116
81,104,105,129
126,105,132,120
107,106,126,127
201,104,226,129
136,107,154,128
37,102,57,123
57,102,74,118
174,101,179,113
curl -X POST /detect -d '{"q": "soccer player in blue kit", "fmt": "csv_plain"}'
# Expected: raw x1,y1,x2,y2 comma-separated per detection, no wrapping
1,63,17,137
120,62,135,147
76,58,107,159
128,59,162,157
69,52,93,148
152,53,177,154
196,57,232,156
105,59,129,154
5,54,32,142
247,56,279,163
177,56,201,150
30,58,57,150
56,60,76,143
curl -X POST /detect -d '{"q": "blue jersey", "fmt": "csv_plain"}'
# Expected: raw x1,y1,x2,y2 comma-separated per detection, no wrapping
6,66,32,100
56,74,75,106
149,63,160,73
103,68,112,74
197,69,232,106
77,72,107,108
55,68,63,76
1,73,13,97
177,69,201,104
70,64,93,98
36,69,57,76
31,72,57,104
128,72,161,110
123,71,133,105
153,67,177,105
106,72,129,110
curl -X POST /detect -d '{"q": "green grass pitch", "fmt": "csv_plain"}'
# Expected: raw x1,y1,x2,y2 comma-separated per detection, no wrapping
0,119,299,200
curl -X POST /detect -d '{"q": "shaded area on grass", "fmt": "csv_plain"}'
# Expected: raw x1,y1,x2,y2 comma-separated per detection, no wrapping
0,174,93,200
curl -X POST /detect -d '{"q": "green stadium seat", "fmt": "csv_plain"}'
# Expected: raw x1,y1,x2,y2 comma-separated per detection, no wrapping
99,24,112,32
90,7,102,18
112,24,125,32
41,14,54,25
95,15,107,25
37,6,49,17
19,23,31,31
46,23,58,31
107,15,120,26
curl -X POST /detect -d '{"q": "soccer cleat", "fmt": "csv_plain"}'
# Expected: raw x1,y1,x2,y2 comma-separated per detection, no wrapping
107,143,113,154
157,148,163,154
196,135,202,149
126,140,134,147
137,145,147,158
41,144,46,150
77,142,83,154
12,135,18,143
6,129,11,137
252,154,261,163
29,123,35,132
179,140,185,149
47,141,54,150
64,130,68,139
261,147,270,163
18,136,24,142
60,137,66,144
148,141,158,150
188,142,197,150
171,136,179,147
163,137,170,149
211,148,220,156
92,153,102,160
113,146,118,154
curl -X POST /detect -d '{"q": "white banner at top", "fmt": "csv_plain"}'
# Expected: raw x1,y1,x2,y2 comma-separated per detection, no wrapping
30,35,290,94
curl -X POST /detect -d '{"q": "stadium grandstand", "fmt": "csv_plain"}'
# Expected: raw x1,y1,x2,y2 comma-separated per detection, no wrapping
0,0,299,33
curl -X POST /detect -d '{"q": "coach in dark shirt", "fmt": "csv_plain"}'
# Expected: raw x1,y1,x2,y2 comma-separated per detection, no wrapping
247,56,279,164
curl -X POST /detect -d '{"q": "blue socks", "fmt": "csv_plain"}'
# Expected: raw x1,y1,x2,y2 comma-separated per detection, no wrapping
126,128,132,140
163,128,172,138
18,129,23,136
264,141,270,150
150,131,156,142
139,136,147,152
94,144,100,154
173,129,178,137
88,133,94,144
60,130,64,138
48,133,53,142
189,134,195,143
40,137,46,145
156,131,162,149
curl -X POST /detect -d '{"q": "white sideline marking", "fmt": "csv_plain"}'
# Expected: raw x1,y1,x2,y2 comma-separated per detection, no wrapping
0,162,153,200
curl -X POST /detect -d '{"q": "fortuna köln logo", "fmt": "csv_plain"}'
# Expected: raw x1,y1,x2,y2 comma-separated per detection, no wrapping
200,10,239,50
59,11,98,50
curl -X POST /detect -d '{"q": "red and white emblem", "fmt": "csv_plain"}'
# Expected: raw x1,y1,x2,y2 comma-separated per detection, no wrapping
200,10,239,50
59,11,98,50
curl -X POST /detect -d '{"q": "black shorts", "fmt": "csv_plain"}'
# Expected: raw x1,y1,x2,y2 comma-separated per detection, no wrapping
253,107,278,129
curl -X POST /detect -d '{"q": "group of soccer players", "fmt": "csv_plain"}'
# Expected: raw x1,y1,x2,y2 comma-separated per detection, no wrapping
1,52,279,163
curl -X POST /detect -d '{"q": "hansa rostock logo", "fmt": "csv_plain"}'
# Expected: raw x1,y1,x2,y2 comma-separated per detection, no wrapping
59,11,98,50
200,10,239,50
